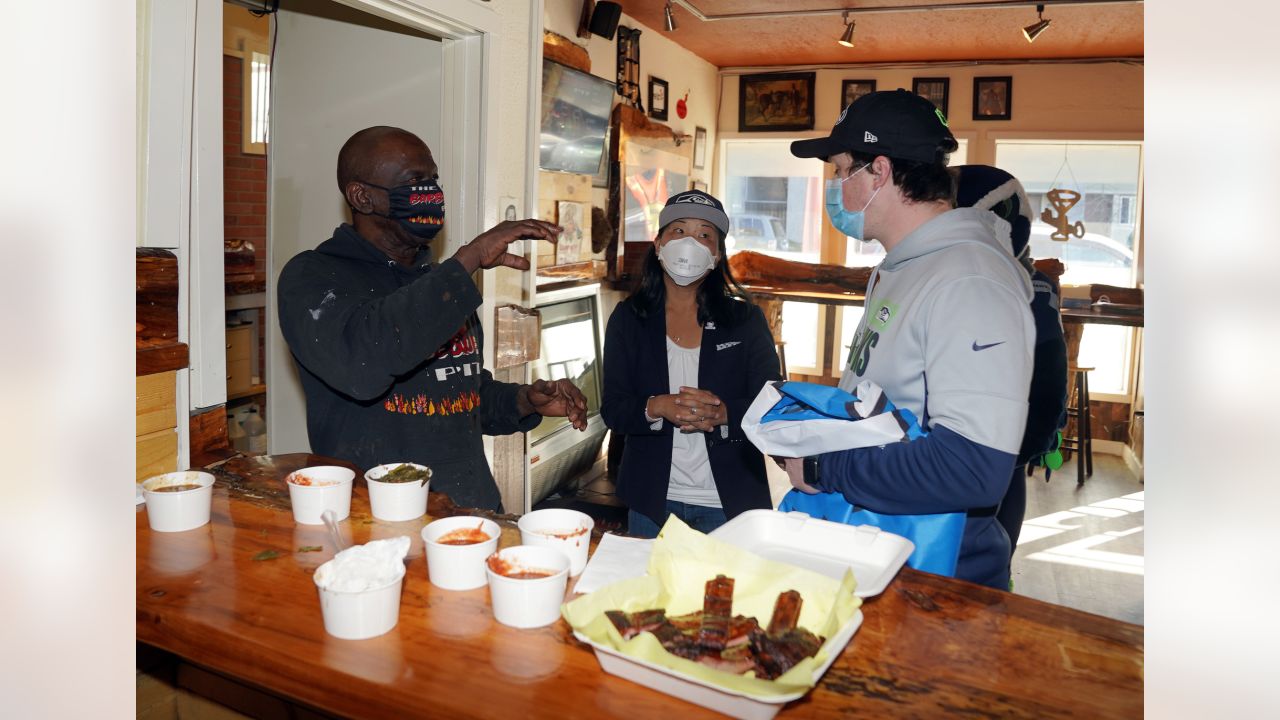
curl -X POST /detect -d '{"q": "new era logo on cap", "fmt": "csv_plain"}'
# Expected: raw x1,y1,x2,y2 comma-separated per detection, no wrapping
864,131,878,143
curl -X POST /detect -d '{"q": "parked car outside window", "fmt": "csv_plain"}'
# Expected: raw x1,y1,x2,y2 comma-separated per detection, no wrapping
1028,222,1134,287
725,213,798,252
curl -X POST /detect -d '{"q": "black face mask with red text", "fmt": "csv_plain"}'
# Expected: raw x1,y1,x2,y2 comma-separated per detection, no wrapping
364,178,446,239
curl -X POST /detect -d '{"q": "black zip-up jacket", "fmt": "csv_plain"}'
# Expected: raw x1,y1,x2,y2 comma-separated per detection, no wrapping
277,224,538,511
601,298,780,526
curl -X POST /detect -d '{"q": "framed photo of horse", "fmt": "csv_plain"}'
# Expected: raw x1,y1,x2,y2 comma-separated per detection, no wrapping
739,72,815,132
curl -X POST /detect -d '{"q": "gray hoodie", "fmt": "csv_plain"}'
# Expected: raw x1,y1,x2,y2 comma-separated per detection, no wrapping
839,207,1034,455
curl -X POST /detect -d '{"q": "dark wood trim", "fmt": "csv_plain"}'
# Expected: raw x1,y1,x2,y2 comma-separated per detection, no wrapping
189,404,236,469
138,248,188,375
137,341,190,377
543,31,590,74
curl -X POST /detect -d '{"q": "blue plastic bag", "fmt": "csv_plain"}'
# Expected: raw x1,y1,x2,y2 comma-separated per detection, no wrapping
778,490,965,577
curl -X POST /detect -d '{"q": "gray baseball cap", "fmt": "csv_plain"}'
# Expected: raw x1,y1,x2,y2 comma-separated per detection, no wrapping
658,189,729,234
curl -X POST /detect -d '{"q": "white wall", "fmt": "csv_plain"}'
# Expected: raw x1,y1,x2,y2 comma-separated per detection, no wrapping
266,1,444,453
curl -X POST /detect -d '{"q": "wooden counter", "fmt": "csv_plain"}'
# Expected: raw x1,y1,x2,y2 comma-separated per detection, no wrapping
137,454,1143,719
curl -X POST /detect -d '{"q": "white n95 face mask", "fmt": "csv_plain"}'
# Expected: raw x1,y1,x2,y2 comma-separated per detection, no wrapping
657,237,716,285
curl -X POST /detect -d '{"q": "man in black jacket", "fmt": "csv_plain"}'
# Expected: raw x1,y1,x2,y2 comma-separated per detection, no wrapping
278,126,587,511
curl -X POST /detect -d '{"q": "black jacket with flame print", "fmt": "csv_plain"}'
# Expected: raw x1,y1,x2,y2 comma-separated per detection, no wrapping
278,224,538,511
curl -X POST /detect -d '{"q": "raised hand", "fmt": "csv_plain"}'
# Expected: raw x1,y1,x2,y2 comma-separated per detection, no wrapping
453,219,561,273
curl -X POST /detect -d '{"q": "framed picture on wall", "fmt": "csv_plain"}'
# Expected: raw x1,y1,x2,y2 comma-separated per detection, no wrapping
693,126,707,169
840,79,876,111
739,72,815,132
649,76,669,121
912,77,950,118
973,76,1012,121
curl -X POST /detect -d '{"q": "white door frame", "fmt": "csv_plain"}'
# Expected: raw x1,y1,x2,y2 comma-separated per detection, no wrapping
256,0,515,464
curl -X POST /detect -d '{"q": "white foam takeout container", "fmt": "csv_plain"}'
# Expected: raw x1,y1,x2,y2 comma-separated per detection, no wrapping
709,509,914,598
574,610,863,720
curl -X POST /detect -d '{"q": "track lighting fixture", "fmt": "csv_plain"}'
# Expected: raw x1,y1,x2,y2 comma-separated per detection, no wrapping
1022,4,1051,43
837,10,855,48
664,1,678,32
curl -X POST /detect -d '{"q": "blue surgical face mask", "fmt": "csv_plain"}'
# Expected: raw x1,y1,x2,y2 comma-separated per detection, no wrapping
825,163,880,241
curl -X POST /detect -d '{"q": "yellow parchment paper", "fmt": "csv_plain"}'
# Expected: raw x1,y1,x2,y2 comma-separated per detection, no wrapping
562,515,862,698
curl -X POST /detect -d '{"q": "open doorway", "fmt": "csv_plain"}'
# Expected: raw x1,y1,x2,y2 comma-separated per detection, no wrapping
264,0,445,455
221,3,272,455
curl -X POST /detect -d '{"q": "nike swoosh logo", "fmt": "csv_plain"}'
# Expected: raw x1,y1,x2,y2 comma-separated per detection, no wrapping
972,340,1006,351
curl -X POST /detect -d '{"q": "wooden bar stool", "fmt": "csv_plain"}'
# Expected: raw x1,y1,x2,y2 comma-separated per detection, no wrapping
1062,364,1094,486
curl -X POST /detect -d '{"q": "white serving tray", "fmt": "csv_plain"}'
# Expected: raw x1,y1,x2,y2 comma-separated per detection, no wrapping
574,610,862,720
709,510,913,598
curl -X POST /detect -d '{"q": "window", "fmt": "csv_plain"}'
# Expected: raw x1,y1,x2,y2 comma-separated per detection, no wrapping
995,140,1143,396
722,140,827,373
994,141,1141,288
243,49,270,154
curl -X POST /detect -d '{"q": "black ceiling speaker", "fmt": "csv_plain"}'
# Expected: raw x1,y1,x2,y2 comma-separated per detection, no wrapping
589,1,623,40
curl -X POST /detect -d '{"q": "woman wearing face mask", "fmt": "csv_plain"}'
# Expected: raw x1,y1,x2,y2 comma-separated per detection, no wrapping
601,190,782,537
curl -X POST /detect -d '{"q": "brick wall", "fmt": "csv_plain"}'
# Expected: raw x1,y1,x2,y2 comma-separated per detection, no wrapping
223,54,267,287
223,54,269,396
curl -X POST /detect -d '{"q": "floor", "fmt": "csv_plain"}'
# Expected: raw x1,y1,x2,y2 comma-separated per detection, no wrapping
552,444,1145,626
1011,453,1145,625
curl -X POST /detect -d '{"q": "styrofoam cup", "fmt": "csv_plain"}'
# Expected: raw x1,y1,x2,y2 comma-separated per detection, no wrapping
421,516,501,590
286,466,355,525
313,563,406,640
517,508,594,575
142,471,215,532
364,463,431,522
485,545,570,629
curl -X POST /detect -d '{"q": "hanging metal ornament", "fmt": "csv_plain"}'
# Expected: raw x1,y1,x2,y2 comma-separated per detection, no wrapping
1042,147,1086,241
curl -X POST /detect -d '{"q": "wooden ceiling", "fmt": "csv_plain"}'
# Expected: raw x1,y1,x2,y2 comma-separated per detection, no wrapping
618,0,1144,67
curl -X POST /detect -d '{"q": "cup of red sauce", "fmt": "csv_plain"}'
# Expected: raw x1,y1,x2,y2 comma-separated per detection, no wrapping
421,516,501,590
484,545,570,629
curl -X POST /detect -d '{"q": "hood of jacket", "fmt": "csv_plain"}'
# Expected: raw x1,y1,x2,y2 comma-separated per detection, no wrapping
315,223,432,270
881,208,1033,301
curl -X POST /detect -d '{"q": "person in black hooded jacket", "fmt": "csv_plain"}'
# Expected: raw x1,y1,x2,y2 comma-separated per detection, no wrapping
278,126,587,511
953,164,1069,572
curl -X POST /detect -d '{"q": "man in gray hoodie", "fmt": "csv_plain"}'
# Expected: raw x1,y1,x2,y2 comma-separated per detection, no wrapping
786,90,1034,589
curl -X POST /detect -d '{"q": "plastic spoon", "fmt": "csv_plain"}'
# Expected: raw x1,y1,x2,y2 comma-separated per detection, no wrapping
321,509,348,552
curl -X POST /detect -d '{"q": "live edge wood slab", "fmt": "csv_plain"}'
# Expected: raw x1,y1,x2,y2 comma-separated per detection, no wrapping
137,454,1143,719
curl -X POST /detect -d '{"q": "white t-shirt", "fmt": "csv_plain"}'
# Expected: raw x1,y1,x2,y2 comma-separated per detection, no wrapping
662,337,721,508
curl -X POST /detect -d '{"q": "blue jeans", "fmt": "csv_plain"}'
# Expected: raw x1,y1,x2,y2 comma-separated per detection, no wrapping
628,501,728,538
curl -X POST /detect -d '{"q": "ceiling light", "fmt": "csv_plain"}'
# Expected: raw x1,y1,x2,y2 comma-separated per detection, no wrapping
664,1,678,32
837,10,855,48
1022,4,1051,43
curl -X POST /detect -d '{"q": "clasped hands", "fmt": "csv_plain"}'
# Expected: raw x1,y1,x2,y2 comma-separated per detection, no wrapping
518,378,589,430
648,386,728,433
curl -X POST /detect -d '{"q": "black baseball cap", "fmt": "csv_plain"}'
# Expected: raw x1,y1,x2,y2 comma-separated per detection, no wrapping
659,189,729,234
790,89,955,164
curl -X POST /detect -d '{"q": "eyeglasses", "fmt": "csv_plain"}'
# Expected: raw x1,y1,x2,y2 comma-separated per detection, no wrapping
834,162,871,183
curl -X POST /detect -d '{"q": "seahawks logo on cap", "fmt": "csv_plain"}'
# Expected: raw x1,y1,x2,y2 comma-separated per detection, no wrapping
676,194,715,206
